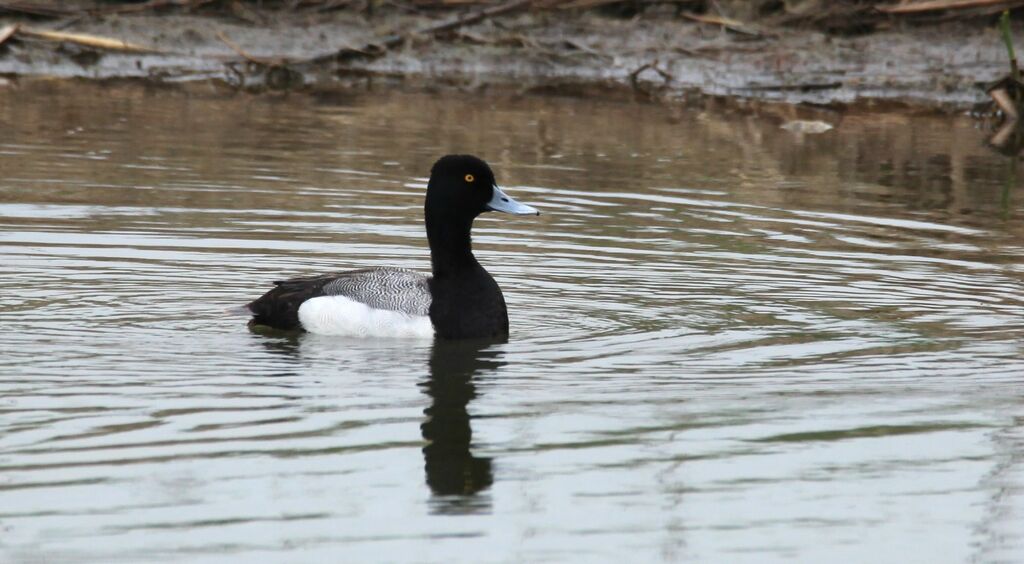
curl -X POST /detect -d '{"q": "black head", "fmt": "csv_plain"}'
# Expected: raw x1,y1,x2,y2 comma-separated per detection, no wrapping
423,155,537,338
425,155,538,220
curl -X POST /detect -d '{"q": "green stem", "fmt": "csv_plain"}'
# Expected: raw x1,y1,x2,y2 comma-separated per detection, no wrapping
1002,156,1015,220
1001,10,1019,84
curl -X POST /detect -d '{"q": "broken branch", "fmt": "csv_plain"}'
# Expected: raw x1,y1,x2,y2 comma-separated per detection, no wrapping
216,31,288,66
740,81,843,92
681,12,766,38
0,24,18,48
17,27,159,53
317,0,534,63
877,0,1024,15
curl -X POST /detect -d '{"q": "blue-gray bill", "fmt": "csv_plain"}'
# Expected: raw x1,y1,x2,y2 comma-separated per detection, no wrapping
486,185,540,215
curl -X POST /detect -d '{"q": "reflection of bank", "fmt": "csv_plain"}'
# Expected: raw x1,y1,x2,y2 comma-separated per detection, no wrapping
421,338,506,514
984,118,1021,217
987,118,1024,157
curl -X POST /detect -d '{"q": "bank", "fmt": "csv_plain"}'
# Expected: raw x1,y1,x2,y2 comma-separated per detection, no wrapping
0,1,1020,112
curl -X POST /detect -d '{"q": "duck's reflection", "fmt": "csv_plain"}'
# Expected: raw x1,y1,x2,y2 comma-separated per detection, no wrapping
420,338,506,514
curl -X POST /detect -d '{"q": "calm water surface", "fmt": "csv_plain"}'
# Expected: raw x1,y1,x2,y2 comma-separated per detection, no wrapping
1,81,1023,563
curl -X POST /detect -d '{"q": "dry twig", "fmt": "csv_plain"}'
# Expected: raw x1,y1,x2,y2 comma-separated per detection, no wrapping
0,2,80,18
740,81,843,92
0,23,18,47
97,0,217,15
557,0,624,10
17,27,159,53
0,0,215,17
629,61,673,96
681,12,765,37
877,0,1024,14
216,30,288,65
990,83,1020,119
316,0,534,63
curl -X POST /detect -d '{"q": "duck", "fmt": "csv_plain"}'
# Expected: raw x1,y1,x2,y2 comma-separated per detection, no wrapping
246,154,539,339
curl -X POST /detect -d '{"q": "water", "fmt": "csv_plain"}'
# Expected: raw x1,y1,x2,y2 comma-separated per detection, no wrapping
1,80,1023,563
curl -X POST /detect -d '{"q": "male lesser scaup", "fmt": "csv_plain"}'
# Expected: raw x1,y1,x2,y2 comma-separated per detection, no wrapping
247,154,539,339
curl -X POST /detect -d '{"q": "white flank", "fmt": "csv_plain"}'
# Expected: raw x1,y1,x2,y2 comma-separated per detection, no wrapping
297,295,434,338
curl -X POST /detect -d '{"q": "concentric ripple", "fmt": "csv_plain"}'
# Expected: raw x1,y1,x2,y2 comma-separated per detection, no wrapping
1,81,1023,563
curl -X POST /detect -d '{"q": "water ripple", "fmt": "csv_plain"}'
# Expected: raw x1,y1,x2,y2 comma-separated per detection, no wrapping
1,82,1022,563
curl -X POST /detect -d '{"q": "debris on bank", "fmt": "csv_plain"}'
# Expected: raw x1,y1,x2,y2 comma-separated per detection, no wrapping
1,0,1024,109
985,10,1024,153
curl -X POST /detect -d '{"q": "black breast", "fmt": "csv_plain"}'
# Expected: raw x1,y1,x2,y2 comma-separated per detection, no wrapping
429,266,509,340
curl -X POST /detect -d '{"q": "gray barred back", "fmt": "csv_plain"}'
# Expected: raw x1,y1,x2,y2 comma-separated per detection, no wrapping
322,267,432,316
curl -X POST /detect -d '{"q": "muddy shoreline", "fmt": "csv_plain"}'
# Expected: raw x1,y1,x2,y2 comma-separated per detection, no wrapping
0,6,1017,111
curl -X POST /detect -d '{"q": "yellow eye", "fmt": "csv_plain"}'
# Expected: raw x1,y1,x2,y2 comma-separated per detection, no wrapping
464,174,475,183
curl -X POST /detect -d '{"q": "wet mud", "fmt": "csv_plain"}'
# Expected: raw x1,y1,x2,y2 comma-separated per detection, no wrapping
0,6,1017,109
